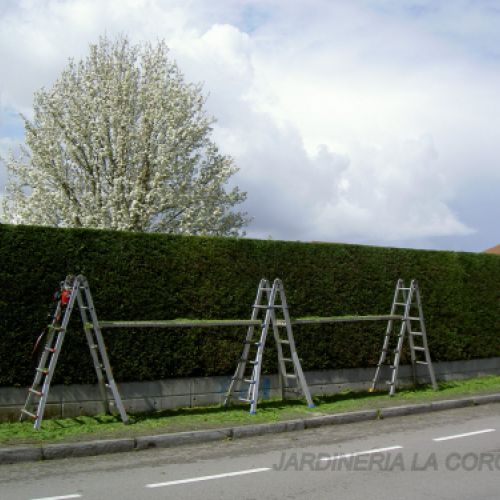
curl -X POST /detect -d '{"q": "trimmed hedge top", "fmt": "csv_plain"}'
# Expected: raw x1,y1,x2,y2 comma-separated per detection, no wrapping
1,224,499,386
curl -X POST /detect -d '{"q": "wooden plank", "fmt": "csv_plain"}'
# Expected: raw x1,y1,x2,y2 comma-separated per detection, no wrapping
98,315,401,329
99,319,262,329
286,315,402,326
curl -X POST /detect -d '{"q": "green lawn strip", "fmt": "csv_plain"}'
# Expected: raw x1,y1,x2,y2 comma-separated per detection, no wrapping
1,375,499,447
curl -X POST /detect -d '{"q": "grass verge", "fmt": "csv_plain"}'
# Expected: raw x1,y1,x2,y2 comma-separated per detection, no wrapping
1,375,499,447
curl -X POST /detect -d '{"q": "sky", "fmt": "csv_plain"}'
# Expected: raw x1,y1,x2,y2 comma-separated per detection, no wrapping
0,0,499,252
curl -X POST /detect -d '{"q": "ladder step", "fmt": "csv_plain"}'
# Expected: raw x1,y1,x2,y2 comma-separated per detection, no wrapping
44,347,57,353
410,331,423,336
398,287,411,291
232,377,256,384
407,317,421,321
36,368,49,375
394,302,407,306
20,409,38,419
259,287,273,292
252,304,287,309
29,388,43,397
413,346,425,352
238,398,255,404
240,358,259,365
243,341,261,346
284,374,297,379
416,361,428,365
281,358,293,363
279,340,290,345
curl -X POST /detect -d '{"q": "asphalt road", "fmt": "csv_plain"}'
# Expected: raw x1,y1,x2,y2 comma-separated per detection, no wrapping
1,403,499,499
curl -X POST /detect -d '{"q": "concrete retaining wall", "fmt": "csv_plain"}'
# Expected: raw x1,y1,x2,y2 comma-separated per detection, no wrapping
1,357,499,422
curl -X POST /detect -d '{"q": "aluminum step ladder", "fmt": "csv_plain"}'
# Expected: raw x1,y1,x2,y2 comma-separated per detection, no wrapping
20,275,129,429
224,278,314,413
370,279,438,396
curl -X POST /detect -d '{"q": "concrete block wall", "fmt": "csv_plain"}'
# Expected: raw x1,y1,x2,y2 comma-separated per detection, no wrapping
1,357,499,422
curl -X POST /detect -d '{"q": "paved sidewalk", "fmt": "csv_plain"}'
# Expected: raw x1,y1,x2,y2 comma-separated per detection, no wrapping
1,393,499,464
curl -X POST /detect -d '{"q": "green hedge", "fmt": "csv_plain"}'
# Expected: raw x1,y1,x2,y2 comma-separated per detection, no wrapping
1,224,499,386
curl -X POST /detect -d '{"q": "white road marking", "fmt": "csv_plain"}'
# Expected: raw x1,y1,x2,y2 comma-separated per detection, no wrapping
145,467,272,488
31,495,82,500
320,445,403,461
433,428,496,442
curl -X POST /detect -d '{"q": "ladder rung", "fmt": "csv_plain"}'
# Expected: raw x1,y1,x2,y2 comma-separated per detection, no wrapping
232,377,255,384
259,287,273,292
284,374,297,379
398,287,411,291
416,361,428,365
44,347,57,353
21,409,37,419
238,398,254,403
281,358,293,362
410,331,423,336
394,302,407,306
279,340,290,345
252,305,268,309
407,317,421,321
386,381,395,385
239,357,259,365
36,368,49,374
413,346,425,352
29,388,43,397
243,341,261,346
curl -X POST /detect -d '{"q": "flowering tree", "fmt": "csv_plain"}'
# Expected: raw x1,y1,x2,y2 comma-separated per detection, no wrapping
2,36,248,235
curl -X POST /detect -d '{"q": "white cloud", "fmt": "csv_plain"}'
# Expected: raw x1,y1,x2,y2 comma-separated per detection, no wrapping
0,0,499,249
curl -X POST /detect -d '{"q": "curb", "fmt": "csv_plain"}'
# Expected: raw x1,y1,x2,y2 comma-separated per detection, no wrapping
135,428,232,450
1,393,499,464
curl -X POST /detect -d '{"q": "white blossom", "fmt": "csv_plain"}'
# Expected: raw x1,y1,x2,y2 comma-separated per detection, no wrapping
1,35,249,236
